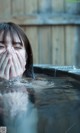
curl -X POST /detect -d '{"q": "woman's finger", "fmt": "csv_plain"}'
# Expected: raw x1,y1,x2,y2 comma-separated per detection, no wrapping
10,59,16,78
16,50,26,62
16,51,26,68
16,53,26,75
12,53,19,74
1,55,10,75
16,52,23,68
4,60,11,80
0,52,7,69
12,53,24,76
15,53,22,71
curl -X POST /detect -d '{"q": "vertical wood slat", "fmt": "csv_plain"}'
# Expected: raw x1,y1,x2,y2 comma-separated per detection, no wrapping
38,0,52,64
52,26,65,65
65,0,79,14
0,0,11,17
65,26,76,65
52,0,65,13
17,26,38,64
24,0,38,14
38,26,52,64
24,0,38,64
38,0,52,13
25,27,38,64
11,0,25,16
73,26,80,68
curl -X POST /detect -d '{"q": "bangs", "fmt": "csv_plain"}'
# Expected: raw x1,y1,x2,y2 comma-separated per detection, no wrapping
10,26,23,46
0,23,23,46
0,29,8,43
0,23,10,42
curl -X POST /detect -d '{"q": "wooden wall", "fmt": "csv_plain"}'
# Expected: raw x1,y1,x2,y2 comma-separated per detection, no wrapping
0,0,80,66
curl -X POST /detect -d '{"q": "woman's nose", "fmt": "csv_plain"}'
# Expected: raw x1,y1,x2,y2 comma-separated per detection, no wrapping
6,46,13,54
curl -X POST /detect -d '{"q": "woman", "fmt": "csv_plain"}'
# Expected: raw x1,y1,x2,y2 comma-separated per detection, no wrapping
0,22,38,133
0,22,34,80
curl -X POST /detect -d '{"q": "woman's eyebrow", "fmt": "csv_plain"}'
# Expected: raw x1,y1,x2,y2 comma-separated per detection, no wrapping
0,41,5,43
12,41,23,46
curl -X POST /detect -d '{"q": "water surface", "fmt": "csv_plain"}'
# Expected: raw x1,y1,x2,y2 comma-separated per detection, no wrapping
0,74,80,133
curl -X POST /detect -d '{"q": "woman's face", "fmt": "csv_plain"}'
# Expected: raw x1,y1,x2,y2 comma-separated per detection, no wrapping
0,31,26,80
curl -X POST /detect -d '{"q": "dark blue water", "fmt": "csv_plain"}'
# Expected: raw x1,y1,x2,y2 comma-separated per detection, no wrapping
0,75,80,133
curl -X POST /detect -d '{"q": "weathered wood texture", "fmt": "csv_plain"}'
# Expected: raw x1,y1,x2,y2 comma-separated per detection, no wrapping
52,26,65,65
0,0,79,66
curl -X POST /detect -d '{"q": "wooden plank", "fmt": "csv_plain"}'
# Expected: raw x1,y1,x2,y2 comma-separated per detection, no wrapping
38,0,52,64
65,0,78,14
0,14,80,25
24,0,37,14
65,25,76,65
52,0,65,12
0,0,11,17
52,26,65,65
38,0,52,13
38,26,52,64
24,27,38,64
72,26,80,67
11,0,25,16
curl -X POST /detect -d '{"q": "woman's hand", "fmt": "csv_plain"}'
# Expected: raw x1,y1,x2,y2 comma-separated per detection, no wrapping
0,52,11,80
11,52,25,77
0,51,26,80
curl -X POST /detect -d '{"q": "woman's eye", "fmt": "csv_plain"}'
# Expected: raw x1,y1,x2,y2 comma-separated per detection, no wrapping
14,46,22,50
0,45,5,49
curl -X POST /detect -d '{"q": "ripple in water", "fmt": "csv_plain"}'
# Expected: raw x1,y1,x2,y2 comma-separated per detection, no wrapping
0,74,80,133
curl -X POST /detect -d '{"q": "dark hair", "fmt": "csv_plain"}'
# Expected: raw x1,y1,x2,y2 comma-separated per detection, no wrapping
0,22,34,78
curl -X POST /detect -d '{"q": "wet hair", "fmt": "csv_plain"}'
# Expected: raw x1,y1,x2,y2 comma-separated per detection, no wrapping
0,22,34,78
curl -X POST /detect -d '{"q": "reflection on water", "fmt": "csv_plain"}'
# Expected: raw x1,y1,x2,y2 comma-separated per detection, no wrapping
0,74,80,133
0,77,38,133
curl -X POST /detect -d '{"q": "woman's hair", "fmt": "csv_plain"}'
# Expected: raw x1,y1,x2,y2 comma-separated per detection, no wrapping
0,22,34,78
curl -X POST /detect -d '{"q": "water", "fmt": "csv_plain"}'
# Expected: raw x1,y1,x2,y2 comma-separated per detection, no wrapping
0,74,80,133
0,77,38,133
